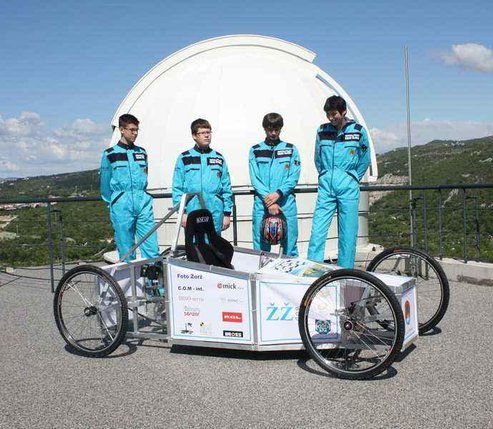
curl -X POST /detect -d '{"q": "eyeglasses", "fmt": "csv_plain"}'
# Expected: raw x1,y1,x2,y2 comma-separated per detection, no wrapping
195,131,212,136
123,127,139,133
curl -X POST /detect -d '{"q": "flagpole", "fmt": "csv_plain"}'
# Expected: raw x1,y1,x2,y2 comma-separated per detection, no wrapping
404,46,414,247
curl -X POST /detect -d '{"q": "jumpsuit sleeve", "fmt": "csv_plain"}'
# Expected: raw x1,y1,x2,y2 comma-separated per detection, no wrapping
248,147,270,199
221,158,233,215
314,129,322,174
277,145,301,197
100,151,112,205
172,156,185,209
356,127,371,181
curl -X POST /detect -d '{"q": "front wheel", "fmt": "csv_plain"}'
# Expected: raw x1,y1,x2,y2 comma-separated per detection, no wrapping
53,265,128,357
298,269,404,380
367,247,449,334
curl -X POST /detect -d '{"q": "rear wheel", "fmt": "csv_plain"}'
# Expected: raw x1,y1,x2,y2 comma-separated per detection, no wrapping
298,269,404,380
53,265,128,357
367,247,449,334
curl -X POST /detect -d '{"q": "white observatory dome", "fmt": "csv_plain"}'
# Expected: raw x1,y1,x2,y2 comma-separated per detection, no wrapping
110,34,377,189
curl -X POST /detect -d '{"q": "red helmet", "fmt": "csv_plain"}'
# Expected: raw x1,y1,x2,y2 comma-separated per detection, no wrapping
261,214,287,245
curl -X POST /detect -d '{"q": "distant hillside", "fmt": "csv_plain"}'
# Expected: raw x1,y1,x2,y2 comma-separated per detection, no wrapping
1,136,492,266
377,135,493,184
371,135,493,262
0,170,99,200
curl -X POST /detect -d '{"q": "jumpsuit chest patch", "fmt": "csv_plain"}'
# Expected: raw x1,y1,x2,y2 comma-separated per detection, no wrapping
344,133,361,142
275,149,293,158
133,152,147,161
207,157,223,166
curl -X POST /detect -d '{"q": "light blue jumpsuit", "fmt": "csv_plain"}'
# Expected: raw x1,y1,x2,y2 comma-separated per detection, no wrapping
307,120,370,267
100,142,159,262
249,141,301,256
172,145,233,235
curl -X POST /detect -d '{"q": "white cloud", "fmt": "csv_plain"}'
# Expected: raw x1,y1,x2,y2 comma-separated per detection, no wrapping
0,111,111,178
0,159,20,172
370,119,493,154
440,43,493,73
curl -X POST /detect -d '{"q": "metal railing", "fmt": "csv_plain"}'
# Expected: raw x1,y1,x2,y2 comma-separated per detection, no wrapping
1,183,492,291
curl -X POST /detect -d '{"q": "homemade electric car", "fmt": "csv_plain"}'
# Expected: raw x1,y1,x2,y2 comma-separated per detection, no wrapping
53,194,449,380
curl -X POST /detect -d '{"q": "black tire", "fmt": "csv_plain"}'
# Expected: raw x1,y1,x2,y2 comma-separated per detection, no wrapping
53,265,128,357
367,247,450,334
299,269,404,380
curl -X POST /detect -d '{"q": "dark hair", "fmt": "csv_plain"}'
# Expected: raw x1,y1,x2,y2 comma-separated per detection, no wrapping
119,114,139,128
323,95,346,113
262,113,284,129
191,118,211,134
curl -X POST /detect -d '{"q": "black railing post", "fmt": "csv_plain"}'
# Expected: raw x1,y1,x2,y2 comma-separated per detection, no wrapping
469,196,481,262
410,197,418,248
232,194,238,246
437,189,443,260
462,188,468,263
46,201,55,293
423,191,428,253
58,210,66,275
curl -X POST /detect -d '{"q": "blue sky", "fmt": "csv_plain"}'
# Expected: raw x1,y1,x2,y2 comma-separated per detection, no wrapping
1,0,492,177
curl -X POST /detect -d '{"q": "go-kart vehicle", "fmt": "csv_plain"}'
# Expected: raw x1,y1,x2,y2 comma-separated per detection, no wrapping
53,194,449,380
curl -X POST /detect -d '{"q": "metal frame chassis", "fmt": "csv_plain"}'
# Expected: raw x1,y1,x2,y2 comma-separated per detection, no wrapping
108,193,414,352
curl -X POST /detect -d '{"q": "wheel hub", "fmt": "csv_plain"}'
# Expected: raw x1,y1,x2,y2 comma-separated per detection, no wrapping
343,321,354,331
84,306,97,317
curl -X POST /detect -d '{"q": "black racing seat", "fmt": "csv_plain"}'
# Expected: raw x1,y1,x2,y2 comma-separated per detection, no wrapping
184,209,234,269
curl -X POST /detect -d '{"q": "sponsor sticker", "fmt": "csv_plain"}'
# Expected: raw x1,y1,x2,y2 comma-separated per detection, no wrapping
223,330,244,338
265,302,298,321
183,306,200,317
217,281,243,290
180,323,194,335
176,272,203,280
405,300,411,325
178,285,204,291
315,319,332,335
200,322,212,336
222,312,243,323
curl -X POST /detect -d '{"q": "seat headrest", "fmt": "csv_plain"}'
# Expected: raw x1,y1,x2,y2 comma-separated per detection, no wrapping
185,209,217,235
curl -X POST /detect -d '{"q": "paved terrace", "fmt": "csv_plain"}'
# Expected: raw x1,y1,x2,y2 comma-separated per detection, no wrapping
0,266,492,429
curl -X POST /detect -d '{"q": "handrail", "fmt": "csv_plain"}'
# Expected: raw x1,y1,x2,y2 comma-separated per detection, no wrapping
2,182,493,205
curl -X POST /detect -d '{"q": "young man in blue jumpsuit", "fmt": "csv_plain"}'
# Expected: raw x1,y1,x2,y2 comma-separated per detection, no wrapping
307,96,371,268
249,113,301,256
100,114,159,262
172,118,233,234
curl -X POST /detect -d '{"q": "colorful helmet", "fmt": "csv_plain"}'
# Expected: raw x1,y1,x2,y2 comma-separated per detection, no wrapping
261,214,287,245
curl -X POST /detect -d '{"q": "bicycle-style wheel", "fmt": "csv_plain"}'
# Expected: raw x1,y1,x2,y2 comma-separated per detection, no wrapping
298,269,404,380
367,247,449,334
53,265,128,357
